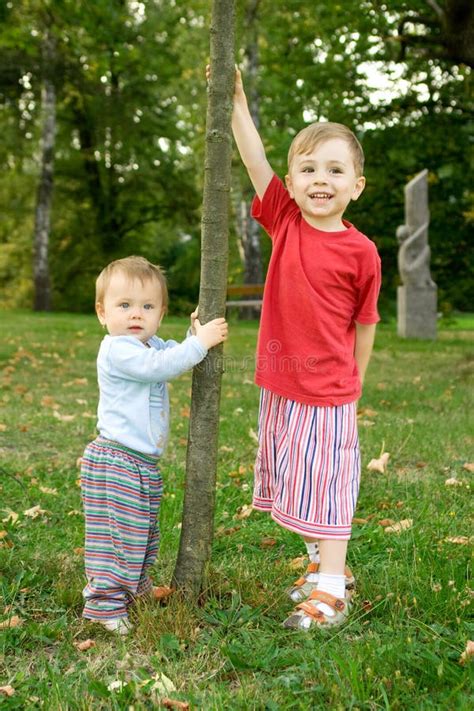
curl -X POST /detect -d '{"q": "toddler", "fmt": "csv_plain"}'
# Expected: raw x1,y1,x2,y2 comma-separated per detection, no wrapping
80,256,227,633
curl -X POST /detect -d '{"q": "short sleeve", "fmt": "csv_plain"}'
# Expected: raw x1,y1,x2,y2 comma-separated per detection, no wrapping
354,248,382,324
251,174,299,240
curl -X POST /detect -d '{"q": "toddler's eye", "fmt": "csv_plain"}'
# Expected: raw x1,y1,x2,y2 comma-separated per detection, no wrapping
302,167,314,173
144,304,154,310
120,302,129,309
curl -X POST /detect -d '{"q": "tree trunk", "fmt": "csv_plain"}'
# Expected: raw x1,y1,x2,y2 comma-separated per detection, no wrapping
236,0,263,320
33,35,56,312
172,0,235,598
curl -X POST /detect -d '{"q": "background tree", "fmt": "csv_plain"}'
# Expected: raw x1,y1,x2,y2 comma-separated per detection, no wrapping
33,30,56,311
172,0,235,598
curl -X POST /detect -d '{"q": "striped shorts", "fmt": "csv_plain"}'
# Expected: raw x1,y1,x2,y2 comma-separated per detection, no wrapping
253,389,360,540
80,438,163,621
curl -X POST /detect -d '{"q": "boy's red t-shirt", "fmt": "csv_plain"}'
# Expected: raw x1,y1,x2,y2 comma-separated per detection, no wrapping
252,174,381,406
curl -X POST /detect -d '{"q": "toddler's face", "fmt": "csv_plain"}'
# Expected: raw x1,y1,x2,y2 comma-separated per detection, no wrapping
96,271,165,344
285,138,365,231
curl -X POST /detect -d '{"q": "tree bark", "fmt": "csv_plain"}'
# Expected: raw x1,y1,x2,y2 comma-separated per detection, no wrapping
33,34,56,311
172,0,235,598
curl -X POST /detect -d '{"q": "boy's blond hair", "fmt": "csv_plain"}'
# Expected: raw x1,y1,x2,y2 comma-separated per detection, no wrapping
288,122,364,176
96,256,168,311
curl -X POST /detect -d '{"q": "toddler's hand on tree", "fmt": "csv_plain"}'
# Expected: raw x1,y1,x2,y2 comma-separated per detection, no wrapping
195,317,228,350
190,307,199,335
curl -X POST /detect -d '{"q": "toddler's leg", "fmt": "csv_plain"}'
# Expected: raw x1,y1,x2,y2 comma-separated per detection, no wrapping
81,441,159,625
136,466,163,597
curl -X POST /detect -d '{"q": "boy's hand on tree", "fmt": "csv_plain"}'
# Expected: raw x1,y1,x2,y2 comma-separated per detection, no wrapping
195,317,228,350
205,64,244,99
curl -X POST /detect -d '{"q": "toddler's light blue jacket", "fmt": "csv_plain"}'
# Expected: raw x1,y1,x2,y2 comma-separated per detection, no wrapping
96,334,207,456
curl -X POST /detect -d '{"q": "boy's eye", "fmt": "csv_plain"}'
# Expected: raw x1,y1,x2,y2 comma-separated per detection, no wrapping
302,166,314,173
144,304,154,310
330,168,343,174
120,302,129,309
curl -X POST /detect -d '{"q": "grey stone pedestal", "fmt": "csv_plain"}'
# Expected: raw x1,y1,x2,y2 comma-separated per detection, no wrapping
397,285,437,339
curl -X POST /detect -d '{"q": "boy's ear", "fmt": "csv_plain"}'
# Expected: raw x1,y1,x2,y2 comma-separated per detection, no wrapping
96,302,106,326
351,176,366,201
285,174,294,199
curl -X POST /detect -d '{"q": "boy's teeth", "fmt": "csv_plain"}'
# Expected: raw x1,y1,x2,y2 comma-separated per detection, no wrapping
311,192,330,198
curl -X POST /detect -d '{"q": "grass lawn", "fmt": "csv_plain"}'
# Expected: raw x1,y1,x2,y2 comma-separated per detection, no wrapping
0,310,472,710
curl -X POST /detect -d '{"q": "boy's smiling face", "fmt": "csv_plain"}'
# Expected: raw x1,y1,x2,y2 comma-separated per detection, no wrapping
285,138,366,231
96,270,165,344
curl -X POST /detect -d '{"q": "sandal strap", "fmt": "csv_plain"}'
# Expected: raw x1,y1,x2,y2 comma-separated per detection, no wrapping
307,590,347,613
296,600,325,621
293,561,319,588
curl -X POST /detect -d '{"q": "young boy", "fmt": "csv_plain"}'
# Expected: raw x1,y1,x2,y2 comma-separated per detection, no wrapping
81,256,228,634
232,69,381,630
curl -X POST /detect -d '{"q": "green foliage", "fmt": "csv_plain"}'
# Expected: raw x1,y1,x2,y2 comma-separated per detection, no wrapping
0,1,471,311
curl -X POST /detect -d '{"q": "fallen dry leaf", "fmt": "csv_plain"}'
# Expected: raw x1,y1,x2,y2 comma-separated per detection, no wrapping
288,555,307,570
2,510,19,525
352,517,369,525
41,395,58,408
74,547,85,555
378,518,395,528
0,615,23,629
444,536,471,545
462,462,474,473
0,531,8,540
445,478,464,487
0,685,15,697
248,428,259,444
153,586,175,601
0,424,7,432
358,419,375,427
23,505,47,519
260,537,277,548
215,525,241,538
235,504,253,520
63,377,88,387
161,699,190,710
74,639,96,652
53,410,75,422
39,486,58,495
367,452,390,474
357,407,378,418
384,519,413,534
459,640,474,665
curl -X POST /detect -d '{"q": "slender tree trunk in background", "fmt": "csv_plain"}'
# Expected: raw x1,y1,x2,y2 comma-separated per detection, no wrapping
172,0,235,598
237,0,263,319
33,34,56,311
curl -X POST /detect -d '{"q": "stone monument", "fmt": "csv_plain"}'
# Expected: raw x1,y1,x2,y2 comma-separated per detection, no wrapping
397,169,437,339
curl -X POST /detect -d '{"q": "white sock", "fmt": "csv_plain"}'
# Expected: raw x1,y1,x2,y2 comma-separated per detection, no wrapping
314,573,345,618
305,540,320,564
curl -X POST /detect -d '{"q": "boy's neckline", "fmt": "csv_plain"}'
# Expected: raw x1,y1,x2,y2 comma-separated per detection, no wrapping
301,216,354,236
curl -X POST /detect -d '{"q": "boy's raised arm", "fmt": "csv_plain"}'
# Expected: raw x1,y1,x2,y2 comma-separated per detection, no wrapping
232,69,274,199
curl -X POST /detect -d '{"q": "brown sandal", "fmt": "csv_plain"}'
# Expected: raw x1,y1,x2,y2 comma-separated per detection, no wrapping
287,563,355,602
283,590,351,630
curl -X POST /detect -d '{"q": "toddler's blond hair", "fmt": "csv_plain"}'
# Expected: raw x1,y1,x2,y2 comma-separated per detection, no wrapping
96,256,168,311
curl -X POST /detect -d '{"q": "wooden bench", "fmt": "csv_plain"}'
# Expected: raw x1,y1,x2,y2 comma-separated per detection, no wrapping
226,284,265,310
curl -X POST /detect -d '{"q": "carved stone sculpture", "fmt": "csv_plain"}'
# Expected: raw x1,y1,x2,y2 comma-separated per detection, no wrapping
397,169,437,339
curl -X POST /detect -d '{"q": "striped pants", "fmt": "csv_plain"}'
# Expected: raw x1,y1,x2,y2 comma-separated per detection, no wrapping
253,389,360,540
80,438,163,621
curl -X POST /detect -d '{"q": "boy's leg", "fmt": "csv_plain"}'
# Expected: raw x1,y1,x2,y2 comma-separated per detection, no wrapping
253,388,284,512
81,440,159,621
